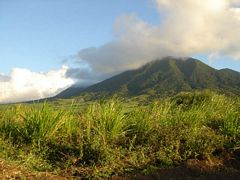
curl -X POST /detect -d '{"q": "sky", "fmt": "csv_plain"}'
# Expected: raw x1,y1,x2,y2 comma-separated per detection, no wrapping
0,0,240,103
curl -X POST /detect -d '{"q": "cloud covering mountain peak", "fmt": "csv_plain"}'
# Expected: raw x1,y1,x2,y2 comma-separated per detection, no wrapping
68,0,240,83
1,0,240,103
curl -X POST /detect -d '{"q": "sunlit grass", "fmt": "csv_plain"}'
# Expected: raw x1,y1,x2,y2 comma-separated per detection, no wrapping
0,91,239,178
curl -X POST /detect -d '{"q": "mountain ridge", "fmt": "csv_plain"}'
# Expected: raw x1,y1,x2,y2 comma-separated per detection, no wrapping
55,57,240,99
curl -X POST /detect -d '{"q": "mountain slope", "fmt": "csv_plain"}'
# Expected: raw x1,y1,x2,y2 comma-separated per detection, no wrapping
54,86,85,99
56,57,240,98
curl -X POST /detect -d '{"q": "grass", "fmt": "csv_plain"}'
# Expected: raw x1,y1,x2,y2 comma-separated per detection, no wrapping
0,90,239,178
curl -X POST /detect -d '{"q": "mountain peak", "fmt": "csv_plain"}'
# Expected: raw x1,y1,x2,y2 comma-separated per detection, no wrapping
55,57,240,99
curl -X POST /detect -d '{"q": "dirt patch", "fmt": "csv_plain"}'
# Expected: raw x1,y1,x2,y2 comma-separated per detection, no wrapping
111,154,240,180
0,160,67,180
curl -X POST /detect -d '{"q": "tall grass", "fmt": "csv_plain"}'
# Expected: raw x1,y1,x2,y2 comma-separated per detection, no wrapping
19,103,68,144
0,91,239,178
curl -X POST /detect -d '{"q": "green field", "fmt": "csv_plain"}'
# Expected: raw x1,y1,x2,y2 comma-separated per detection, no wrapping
0,90,240,178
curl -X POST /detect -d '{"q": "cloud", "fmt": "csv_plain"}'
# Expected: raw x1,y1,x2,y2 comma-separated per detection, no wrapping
4,0,239,103
0,74,10,82
0,66,74,103
68,0,240,82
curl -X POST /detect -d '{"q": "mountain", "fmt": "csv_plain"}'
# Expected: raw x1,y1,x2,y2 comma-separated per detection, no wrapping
55,57,240,99
55,86,85,99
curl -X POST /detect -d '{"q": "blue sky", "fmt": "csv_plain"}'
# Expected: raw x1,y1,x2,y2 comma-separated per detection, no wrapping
0,0,160,74
1,0,240,103
1,0,240,74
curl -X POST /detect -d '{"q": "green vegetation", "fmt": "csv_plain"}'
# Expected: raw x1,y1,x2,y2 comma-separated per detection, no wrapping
56,57,240,99
0,91,240,178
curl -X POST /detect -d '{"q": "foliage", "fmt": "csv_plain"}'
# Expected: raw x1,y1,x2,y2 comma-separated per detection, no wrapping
56,57,240,100
0,91,239,178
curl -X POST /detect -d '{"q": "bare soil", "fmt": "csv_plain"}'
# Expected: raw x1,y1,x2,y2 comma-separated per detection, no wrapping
1,152,240,179
111,152,240,180
0,160,67,180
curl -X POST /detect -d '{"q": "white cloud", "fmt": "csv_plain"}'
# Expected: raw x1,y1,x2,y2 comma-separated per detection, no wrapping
69,0,240,81
3,0,240,103
0,66,74,103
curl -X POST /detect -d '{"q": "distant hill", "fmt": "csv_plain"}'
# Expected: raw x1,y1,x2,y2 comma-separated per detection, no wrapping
54,86,85,99
55,57,240,99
